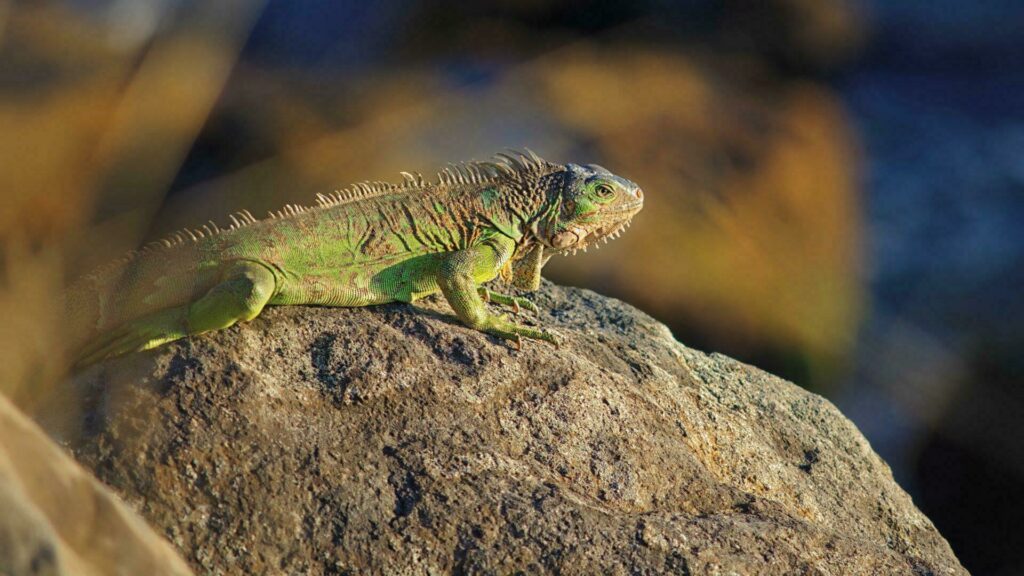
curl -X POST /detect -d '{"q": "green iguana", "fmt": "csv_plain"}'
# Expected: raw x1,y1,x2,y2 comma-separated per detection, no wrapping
66,150,643,366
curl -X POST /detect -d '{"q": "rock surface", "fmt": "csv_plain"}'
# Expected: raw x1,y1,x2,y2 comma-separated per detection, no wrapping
73,282,966,575
0,394,193,576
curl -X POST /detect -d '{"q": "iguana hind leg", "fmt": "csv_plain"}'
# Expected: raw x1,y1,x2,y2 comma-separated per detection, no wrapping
77,261,276,366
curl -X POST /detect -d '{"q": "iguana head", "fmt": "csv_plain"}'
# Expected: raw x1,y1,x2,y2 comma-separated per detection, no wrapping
538,163,644,255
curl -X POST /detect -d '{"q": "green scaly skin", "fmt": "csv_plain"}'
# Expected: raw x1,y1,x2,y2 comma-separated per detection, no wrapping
67,150,644,367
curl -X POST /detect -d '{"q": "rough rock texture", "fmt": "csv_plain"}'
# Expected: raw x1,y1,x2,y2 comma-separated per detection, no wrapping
73,283,966,575
0,394,193,576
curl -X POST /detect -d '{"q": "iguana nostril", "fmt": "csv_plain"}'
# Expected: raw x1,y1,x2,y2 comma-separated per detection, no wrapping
636,188,644,200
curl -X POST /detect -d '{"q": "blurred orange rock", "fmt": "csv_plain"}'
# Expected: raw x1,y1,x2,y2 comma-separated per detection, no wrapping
532,47,863,385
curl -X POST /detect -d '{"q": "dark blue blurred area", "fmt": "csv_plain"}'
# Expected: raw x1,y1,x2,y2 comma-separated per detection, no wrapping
847,0,1024,321
841,2,1024,573
863,0,1024,69
243,0,410,72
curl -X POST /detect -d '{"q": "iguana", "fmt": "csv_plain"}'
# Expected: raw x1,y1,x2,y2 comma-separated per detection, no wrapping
66,150,643,366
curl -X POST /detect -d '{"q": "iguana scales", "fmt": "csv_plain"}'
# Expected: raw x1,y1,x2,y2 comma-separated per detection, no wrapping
66,150,643,366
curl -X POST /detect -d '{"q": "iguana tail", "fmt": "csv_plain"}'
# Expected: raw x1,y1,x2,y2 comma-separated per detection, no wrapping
65,250,281,367
63,249,219,364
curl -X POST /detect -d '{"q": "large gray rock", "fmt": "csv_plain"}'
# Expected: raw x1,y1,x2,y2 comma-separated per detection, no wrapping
73,282,966,575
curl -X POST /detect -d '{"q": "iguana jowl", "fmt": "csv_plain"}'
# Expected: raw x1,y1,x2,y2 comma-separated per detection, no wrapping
67,150,644,366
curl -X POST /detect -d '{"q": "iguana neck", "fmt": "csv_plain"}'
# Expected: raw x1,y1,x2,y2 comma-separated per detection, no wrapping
485,169,565,249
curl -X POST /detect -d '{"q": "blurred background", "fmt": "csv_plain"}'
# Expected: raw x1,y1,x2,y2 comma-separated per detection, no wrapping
1,0,1021,573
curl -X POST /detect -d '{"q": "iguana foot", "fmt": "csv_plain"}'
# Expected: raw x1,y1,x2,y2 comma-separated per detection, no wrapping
477,287,538,314
479,313,559,349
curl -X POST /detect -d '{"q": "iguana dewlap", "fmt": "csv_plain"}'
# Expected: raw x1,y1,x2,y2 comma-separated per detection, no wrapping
66,150,643,366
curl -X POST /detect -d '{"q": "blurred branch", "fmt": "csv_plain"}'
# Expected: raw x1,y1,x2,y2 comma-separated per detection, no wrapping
79,0,268,274
0,1,10,44
0,0,267,422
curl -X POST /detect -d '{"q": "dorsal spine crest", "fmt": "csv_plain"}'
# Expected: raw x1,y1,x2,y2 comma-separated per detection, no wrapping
104,149,555,271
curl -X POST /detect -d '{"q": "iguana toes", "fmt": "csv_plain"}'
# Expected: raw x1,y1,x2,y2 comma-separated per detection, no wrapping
67,150,644,367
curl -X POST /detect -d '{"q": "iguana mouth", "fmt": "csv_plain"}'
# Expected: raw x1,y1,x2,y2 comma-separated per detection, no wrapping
549,217,635,256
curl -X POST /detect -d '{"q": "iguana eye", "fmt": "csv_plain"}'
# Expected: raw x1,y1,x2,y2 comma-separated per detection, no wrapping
595,183,615,198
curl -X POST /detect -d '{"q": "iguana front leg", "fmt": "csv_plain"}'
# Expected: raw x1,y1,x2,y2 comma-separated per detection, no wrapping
437,236,557,349
483,241,551,314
